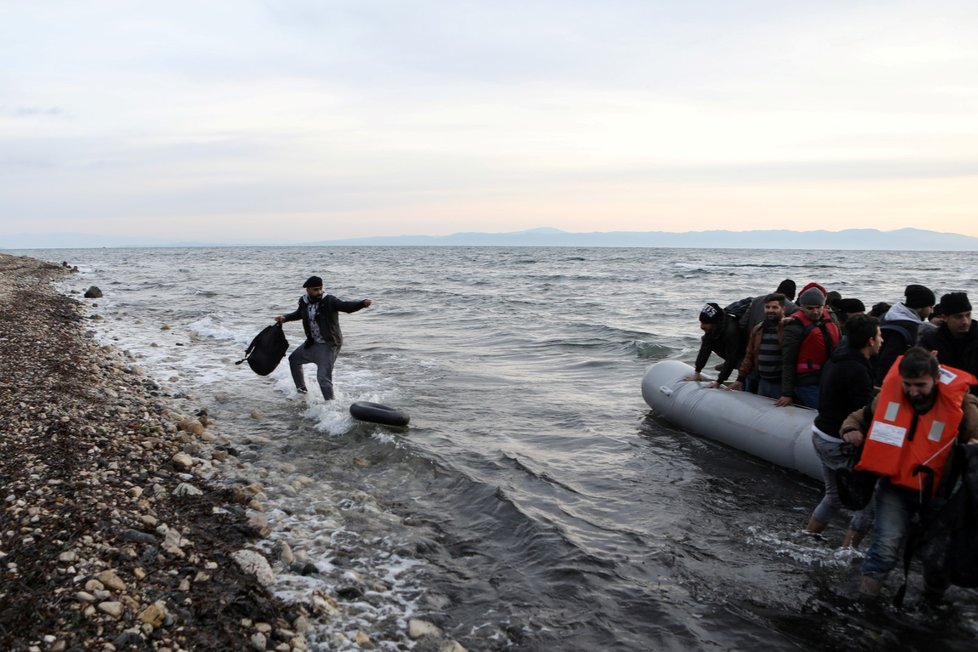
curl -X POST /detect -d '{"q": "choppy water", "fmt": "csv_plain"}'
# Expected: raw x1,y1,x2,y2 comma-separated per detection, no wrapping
14,245,978,650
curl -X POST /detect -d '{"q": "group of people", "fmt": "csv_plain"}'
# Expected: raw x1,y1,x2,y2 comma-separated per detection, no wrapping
693,280,978,605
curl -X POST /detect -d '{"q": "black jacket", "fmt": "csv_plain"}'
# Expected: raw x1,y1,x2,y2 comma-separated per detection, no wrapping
873,318,920,386
283,294,368,349
814,346,875,437
920,321,978,394
694,313,745,384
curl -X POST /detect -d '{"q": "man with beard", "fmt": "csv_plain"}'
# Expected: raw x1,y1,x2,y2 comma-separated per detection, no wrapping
920,292,978,394
841,347,978,601
730,293,787,399
275,275,372,400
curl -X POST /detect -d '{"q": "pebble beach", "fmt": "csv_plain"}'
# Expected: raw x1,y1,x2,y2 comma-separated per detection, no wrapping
0,253,461,651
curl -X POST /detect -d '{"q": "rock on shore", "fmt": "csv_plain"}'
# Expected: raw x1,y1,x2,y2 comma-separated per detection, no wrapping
0,253,307,650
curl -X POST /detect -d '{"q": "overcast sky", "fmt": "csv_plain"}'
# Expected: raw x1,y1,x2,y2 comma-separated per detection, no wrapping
2,1,977,246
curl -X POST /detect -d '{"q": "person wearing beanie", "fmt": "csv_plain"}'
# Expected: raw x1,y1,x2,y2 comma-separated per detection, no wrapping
873,283,936,385
775,284,841,408
836,298,865,324
920,292,978,393
274,275,373,400
691,302,746,387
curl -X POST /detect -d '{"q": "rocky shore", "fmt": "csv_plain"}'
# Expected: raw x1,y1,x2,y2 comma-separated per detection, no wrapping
0,253,318,650
0,253,471,652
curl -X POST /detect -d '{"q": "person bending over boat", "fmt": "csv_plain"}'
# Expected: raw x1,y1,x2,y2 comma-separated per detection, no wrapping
805,315,882,548
841,347,978,602
775,286,841,408
729,293,787,400
274,275,372,400
690,303,745,389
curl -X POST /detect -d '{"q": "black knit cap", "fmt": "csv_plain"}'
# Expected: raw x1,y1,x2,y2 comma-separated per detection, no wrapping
904,284,935,309
940,292,972,316
303,275,323,288
776,279,796,300
699,302,723,324
837,298,865,314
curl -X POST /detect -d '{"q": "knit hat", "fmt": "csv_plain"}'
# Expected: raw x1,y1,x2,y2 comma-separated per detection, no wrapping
837,298,865,314
798,287,826,306
699,302,723,324
939,292,972,316
303,275,323,288
904,284,936,309
776,279,796,301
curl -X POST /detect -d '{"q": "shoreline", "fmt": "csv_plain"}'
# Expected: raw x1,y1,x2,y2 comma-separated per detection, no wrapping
0,252,465,651
1,252,470,651
0,253,311,649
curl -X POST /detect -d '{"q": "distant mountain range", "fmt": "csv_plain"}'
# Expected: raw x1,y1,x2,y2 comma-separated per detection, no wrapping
4,227,978,251
307,227,978,251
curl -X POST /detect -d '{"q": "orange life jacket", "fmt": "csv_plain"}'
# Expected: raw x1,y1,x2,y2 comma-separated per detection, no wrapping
855,357,976,496
794,308,840,376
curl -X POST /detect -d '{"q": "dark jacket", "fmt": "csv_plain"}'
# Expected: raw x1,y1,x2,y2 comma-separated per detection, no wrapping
814,346,875,437
873,303,925,386
920,321,978,394
283,294,368,349
694,313,745,384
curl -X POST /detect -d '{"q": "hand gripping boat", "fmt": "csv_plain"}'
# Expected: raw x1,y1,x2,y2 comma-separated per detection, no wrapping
642,360,822,480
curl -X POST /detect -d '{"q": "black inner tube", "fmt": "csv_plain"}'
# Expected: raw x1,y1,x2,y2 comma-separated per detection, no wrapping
349,401,410,427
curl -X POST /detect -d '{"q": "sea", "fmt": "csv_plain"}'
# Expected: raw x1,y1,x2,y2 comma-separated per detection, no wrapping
12,245,978,651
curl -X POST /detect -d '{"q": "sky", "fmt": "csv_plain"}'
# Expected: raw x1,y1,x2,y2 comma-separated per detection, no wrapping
2,0,978,247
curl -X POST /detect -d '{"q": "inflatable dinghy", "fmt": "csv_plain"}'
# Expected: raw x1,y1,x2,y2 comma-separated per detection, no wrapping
350,401,410,427
642,360,821,479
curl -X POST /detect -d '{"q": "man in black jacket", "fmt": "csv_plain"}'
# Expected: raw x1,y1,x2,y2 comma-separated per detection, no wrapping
690,302,745,388
805,315,882,547
275,275,372,400
920,292,978,394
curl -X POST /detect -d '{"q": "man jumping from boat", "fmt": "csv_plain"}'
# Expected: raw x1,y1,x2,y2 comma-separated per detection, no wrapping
274,275,372,400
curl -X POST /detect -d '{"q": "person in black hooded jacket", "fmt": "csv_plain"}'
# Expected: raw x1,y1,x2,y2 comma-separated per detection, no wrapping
691,302,745,388
806,315,882,547
275,275,372,400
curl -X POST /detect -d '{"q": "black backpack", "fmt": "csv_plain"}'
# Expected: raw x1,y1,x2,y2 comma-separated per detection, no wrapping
724,296,754,322
236,323,289,376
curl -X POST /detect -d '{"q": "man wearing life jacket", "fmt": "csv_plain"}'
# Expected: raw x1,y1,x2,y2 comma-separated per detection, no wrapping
775,286,841,408
806,315,883,548
839,347,978,601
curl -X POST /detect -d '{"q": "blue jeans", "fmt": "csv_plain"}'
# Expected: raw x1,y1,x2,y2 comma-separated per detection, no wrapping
862,480,920,578
794,384,820,409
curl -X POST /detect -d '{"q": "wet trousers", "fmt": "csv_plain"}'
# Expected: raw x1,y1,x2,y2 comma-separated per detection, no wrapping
289,342,339,400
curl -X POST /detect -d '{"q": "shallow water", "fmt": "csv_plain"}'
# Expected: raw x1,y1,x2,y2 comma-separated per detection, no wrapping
15,245,978,650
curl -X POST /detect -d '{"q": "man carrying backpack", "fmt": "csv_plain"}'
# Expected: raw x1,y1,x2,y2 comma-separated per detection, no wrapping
274,275,372,400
